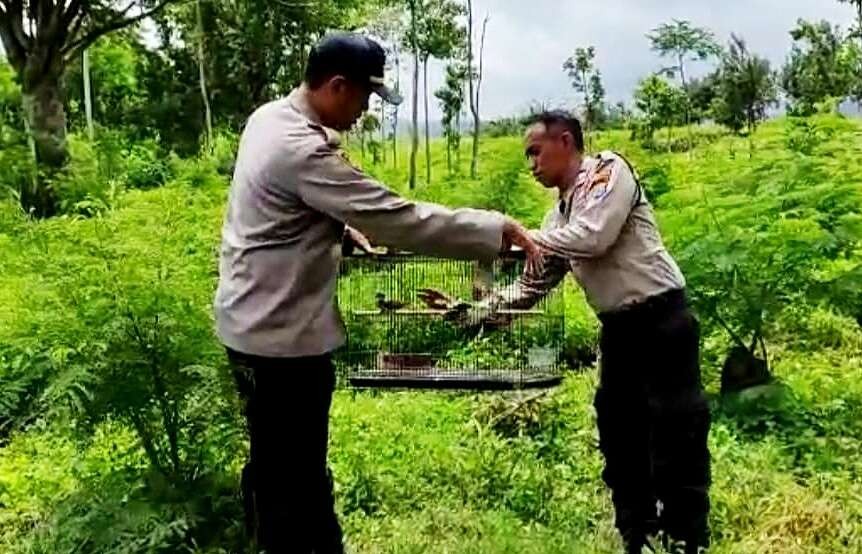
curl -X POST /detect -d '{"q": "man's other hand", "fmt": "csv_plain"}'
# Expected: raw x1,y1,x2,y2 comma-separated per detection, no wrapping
502,217,545,275
343,226,374,254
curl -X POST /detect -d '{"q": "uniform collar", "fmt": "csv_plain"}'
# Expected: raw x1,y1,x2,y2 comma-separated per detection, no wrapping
558,156,599,215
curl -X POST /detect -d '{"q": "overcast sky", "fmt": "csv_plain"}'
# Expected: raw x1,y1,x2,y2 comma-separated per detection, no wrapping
403,0,858,120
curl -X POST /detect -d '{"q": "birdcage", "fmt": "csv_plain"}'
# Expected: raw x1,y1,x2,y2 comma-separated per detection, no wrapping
335,250,565,391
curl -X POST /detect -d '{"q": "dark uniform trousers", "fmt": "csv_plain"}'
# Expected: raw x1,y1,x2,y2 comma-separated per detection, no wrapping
596,289,711,553
227,348,344,554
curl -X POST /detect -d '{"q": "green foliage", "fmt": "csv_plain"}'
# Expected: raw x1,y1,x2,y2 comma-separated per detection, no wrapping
563,46,606,134
414,0,466,62
435,63,467,173
784,117,832,154
711,35,778,134
647,20,723,74
2,98,862,554
781,19,861,114
632,74,686,146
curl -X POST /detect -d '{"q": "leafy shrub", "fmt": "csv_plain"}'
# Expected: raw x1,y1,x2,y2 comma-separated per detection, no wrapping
124,140,172,189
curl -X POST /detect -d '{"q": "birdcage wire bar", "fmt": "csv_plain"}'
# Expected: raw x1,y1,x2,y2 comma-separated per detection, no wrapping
335,251,565,390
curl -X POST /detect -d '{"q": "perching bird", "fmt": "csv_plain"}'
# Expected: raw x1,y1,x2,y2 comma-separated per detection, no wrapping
376,292,407,313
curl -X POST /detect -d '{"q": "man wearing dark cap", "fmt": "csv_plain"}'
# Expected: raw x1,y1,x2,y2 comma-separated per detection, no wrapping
214,33,539,553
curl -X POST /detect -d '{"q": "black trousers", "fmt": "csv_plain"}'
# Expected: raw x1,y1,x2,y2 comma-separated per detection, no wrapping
595,290,711,552
227,348,344,554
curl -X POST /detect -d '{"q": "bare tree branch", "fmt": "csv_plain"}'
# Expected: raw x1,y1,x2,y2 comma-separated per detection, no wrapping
62,0,179,58
476,14,488,110
61,0,82,27
6,1,32,50
0,4,27,70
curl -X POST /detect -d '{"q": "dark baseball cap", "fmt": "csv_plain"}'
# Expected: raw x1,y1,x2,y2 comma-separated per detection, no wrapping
306,32,403,105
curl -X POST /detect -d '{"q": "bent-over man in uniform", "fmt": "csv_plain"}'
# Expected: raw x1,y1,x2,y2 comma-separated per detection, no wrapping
213,33,539,554
424,111,712,554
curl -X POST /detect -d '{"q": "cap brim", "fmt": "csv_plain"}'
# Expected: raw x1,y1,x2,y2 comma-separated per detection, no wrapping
373,84,403,105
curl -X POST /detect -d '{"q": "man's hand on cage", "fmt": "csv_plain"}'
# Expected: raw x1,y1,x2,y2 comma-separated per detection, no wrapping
343,225,375,254
502,217,545,276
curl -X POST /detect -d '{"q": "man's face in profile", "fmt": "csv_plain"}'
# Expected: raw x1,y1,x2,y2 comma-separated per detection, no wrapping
524,123,574,189
327,77,371,131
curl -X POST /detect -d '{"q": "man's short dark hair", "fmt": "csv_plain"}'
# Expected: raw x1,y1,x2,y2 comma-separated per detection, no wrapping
527,111,585,152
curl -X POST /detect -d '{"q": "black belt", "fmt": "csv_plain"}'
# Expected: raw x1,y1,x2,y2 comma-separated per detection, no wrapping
598,288,688,326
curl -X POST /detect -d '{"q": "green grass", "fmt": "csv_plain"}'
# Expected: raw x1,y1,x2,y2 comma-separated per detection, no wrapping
0,116,861,553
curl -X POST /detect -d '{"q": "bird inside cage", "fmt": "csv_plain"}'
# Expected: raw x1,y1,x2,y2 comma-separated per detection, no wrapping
376,291,407,312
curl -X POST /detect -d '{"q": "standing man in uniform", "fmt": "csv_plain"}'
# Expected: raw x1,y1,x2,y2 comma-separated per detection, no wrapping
213,33,539,554
424,111,711,554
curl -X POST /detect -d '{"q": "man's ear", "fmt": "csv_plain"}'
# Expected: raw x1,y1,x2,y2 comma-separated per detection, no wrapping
559,130,574,151
328,75,349,94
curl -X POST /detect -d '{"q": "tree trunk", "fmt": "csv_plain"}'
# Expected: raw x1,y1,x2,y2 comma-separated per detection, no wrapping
21,72,66,217
581,68,590,151
380,99,386,164
196,0,214,151
679,55,693,156
423,58,431,185
392,46,400,169
408,2,419,189
466,0,476,178
409,50,419,189
455,109,461,170
446,131,452,175
83,49,94,142
469,13,489,179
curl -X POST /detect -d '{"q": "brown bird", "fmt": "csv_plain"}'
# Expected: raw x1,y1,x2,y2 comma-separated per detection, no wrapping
376,292,407,312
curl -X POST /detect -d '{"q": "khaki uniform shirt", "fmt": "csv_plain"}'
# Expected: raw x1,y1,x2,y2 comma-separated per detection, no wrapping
214,89,505,357
497,151,685,314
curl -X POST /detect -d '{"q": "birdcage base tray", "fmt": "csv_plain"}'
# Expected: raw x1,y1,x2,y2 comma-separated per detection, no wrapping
348,371,562,391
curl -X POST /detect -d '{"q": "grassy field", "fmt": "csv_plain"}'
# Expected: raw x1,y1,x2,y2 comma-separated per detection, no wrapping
0,116,860,553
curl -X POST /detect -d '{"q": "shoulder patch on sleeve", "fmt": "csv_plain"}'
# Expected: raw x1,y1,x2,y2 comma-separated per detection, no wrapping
589,158,616,189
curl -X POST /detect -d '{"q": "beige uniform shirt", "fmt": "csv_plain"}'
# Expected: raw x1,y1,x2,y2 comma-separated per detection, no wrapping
214,89,505,357
497,151,685,314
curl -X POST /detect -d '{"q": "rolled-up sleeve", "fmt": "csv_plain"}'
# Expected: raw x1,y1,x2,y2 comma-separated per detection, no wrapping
296,146,504,261
490,254,568,310
533,158,636,259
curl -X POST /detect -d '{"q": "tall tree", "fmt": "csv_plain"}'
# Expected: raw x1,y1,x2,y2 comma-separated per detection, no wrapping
647,20,721,151
364,5,406,170
687,73,720,123
415,0,465,185
82,48,94,141
841,0,862,104
563,46,605,148
781,19,858,114
465,0,488,179
435,62,466,174
160,0,370,131
633,74,686,149
0,0,176,216
195,0,213,150
406,0,420,189
711,35,778,136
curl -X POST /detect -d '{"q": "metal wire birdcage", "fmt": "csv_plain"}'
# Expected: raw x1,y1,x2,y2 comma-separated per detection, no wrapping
335,250,565,391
